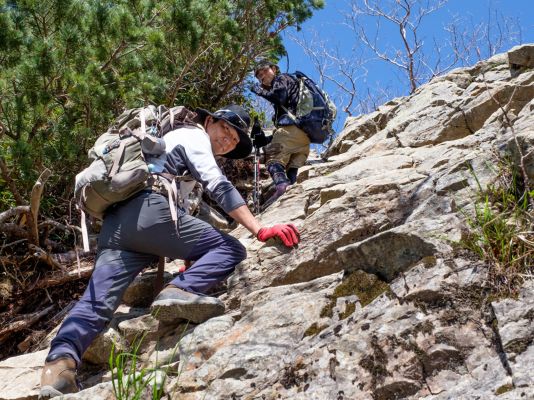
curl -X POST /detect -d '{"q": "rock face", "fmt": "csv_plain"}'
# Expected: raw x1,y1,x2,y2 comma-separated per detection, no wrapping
1,45,534,400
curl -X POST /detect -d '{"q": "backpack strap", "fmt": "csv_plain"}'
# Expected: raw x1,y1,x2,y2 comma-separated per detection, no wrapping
80,209,90,252
279,104,298,124
148,173,183,295
169,108,175,129
151,174,182,230
140,106,146,133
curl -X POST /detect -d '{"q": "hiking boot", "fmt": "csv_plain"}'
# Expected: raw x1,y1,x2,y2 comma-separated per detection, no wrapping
150,285,225,324
39,354,79,399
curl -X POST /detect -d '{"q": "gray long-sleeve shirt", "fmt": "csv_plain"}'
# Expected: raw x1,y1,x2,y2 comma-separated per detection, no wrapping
147,126,245,214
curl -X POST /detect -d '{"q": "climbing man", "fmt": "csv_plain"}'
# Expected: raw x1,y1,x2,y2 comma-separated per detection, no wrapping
251,60,311,208
39,104,300,398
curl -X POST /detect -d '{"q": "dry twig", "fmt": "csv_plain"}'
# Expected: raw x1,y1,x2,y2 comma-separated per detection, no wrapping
28,169,52,246
33,262,93,290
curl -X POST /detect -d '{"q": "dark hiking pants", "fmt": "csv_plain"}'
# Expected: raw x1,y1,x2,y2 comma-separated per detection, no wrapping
48,191,246,366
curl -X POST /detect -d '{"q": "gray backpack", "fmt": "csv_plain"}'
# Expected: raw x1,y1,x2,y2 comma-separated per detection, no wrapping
75,105,199,220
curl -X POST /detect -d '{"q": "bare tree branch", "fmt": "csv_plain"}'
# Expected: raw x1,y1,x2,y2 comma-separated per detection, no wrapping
289,30,368,117
38,220,82,235
0,223,28,239
347,0,448,93
28,244,64,270
0,206,30,224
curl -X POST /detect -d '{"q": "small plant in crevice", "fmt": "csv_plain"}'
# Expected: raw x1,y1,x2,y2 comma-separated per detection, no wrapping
461,158,534,297
109,336,166,400
108,320,193,400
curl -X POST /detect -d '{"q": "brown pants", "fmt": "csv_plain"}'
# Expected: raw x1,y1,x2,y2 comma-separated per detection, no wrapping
265,125,310,169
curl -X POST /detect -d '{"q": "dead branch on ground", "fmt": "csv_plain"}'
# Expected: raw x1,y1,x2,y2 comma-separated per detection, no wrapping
0,305,54,344
33,262,93,290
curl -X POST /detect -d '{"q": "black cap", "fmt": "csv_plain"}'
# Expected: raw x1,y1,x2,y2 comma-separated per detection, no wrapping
195,105,253,159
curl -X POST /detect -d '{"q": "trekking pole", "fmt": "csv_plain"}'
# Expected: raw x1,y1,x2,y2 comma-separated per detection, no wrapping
250,117,268,214
252,143,261,214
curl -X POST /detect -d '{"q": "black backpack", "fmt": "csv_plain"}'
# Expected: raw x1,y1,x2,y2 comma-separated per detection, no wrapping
283,71,337,144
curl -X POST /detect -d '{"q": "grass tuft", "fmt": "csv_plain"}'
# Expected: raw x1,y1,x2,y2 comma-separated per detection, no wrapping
461,158,534,297
109,335,166,400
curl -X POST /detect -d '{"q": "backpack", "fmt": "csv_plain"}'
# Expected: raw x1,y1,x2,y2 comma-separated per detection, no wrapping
285,71,337,144
74,105,199,221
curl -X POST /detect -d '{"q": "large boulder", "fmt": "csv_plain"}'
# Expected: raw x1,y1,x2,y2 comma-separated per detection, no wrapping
1,44,533,400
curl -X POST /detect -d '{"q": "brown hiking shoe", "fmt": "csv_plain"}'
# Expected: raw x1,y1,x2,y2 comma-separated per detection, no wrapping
39,355,79,399
150,285,224,324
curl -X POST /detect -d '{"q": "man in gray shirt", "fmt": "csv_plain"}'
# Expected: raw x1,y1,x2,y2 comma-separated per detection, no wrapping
39,105,300,399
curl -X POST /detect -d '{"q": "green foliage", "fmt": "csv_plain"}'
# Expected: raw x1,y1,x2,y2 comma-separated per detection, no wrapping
109,340,166,400
462,159,534,296
0,0,322,213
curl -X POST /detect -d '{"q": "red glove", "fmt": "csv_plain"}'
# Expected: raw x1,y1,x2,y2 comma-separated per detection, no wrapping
257,224,300,247
178,259,194,273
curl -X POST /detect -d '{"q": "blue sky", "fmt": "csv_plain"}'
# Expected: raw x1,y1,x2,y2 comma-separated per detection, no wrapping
275,0,534,132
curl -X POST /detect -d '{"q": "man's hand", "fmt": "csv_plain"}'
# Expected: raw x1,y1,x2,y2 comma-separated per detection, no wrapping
257,224,300,247
251,118,272,148
251,117,263,136
250,84,263,95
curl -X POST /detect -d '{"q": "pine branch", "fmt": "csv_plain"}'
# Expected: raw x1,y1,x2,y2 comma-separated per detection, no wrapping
0,157,26,206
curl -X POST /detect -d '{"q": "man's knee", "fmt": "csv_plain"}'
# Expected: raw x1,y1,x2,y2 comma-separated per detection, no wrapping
71,297,115,325
76,282,126,326
215,230,247,265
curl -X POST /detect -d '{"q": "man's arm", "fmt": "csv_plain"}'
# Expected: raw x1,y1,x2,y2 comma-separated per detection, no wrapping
252,75,291,106
169,128,299,247
229,204,299,247
228,204,261,236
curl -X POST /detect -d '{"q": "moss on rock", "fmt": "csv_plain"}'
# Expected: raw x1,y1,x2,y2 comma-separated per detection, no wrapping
303,322,329,337
495,383,514,395
320,270,392,319
339,302,356,320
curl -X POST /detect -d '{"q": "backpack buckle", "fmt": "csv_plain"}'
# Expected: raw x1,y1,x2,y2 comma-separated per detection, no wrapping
150,175,169,197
